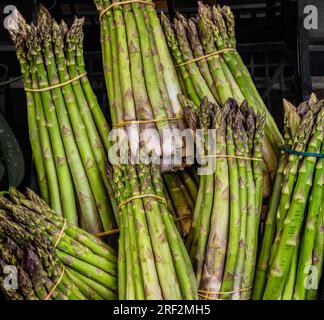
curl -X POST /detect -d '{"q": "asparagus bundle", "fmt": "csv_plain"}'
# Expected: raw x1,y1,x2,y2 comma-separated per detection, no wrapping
94,0,187,171
8,7,117,233
161,2,284,196
109,159,197,299
253,96,324,300
180,95,265,300
0,188,117,300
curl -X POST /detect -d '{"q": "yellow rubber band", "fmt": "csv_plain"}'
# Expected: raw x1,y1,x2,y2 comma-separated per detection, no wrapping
118,194,167,212
112,116,183,129
54,219,67,248
44,267,65,300
24,72,87,92
200,154,262,162
197,286,253,296
175,214,192,222
100,0,155,20
175,48,237,67
95,228,120,237
94,212,190,237
198,293,251,300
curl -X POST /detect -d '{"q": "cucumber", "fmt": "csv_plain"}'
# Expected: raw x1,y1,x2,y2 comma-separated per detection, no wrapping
0,113,25,187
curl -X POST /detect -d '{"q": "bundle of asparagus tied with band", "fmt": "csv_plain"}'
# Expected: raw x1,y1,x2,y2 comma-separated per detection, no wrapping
8,7,117,233
0,188,117,300
253,95,324,300
94,0,187,171
108,155,198,299
180,95,265,300
161,1,283,196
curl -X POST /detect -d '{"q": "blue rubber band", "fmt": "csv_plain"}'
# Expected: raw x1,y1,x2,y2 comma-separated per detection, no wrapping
282,147,324,158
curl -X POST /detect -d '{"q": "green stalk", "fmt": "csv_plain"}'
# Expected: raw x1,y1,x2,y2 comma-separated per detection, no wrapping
151,164,198,299
241,108,257,300
28,53,62,214
9,26,49,202
305,211,324,300
74,26,118,217
263,109,324,300
145,0,185,122
197,11,233,104
199,105,229,298
52,20,114,232
253,149,290,297
231,110,248,300
143,10,178,125
137,162,182,299
67,267,116,300
66,268,104,300
160,13,200,106
121,164,162,299
282,245,299,300
28,27,76,217
111,0,140,156
123,171,145,299
173,17,215,103
294,141,324,299
100,0,123,125
220,108,241,299
56,250,117,290
123,3,160,156
185,17,219,100
269,111,316,267
65,19,116,227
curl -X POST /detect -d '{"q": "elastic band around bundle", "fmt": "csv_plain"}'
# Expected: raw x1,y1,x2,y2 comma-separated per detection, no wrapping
175,214,192,222
282,146,324,158
100,0,155,20
197,286,253,300
118,194,167,212
175,48,237,67
54,219,67,248
112,116,183,129
44,266,65,300
24,72,87,92
95,228,120,237
198,293,250,300
94,213,190,237
200,154,262,162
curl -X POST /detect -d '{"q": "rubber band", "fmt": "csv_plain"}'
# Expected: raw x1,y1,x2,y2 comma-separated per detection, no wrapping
175,48,237,67
44,266,65,300
54,219,67,248
197,286,253,296
100,0,155,20
94,213,190,237
24,72,87,92
282,146,324,158
112,116,183,129
200,154,262,162
198,292,251,300
175,214,192,222
118,194,167,211
95,228,120,237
